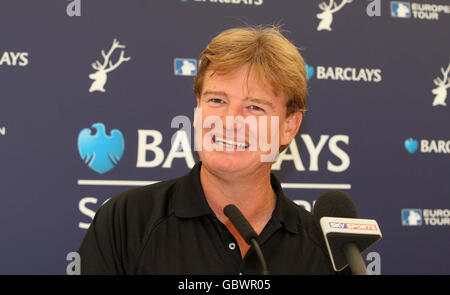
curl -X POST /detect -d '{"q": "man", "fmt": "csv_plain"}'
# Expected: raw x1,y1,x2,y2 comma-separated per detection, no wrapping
79,26,340,274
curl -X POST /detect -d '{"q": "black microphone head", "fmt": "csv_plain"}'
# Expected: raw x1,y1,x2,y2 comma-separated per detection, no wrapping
223,204,258,244
313,191,382,273
313,190,358,226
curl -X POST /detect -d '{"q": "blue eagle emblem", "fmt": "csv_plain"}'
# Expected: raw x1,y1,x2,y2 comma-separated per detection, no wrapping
77,123,125,174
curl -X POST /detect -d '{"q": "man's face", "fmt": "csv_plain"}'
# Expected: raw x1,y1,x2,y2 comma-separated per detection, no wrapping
194,63,302,177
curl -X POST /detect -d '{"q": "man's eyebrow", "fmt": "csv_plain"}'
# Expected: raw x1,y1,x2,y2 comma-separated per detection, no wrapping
202,90,228,97
245,97,273,108
202,91,274,108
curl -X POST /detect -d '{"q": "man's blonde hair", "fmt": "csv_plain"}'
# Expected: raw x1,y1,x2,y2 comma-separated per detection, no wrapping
194,26,307,116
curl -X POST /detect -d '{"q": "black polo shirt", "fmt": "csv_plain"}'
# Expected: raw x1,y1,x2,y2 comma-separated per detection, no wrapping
78,162,340,275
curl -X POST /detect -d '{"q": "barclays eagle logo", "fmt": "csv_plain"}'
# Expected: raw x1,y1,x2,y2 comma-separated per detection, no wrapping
305,64,315,80
77,123,125,174
404,137,418,154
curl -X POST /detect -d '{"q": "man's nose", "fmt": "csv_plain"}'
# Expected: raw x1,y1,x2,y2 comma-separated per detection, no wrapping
224,102,244,117
223,104,245,130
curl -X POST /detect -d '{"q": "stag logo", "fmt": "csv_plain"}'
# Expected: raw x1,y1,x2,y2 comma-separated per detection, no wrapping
432,63,450,107
89,39,131,93
316,0,353,31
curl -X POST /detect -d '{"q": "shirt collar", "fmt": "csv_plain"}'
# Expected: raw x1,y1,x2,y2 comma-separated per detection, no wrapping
173,161,300,234
269,173,300,234
173,162,214,218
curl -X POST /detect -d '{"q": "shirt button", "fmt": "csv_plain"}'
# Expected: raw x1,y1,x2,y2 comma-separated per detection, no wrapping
228,242,236,250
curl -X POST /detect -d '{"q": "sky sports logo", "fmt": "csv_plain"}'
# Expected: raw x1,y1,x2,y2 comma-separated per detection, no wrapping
329,222,378,231
404,137,450,154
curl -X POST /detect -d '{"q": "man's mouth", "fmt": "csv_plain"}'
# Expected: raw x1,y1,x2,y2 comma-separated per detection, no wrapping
212,135,250,150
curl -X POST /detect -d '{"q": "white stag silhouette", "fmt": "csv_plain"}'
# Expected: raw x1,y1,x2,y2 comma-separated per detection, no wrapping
316,0,353,31
432,63,450,107
89,39,131,93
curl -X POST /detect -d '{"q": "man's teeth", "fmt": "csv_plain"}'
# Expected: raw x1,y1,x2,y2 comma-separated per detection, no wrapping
215,137,248,148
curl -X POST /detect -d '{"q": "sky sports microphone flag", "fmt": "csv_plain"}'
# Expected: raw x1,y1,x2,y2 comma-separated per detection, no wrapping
320,217,382,272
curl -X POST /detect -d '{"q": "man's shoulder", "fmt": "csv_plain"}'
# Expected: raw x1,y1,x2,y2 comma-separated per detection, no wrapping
99,175,184,223
79,175,189,275
284,197,344,274
112,177,181,203
284,197,316,228
284,197,325,245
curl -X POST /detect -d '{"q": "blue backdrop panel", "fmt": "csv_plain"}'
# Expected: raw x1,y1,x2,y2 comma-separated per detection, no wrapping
0,0,448,274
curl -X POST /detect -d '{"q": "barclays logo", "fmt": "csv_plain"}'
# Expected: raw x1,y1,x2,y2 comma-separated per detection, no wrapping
305,64,315,80
78,123,125,174
404,137,418,154
306,64,382,82
404,137,450,154
0,51,29,67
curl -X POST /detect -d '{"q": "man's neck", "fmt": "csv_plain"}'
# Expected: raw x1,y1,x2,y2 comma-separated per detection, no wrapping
199,163,276,231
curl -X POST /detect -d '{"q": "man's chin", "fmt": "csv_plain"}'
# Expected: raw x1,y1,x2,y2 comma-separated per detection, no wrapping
200,154,255,175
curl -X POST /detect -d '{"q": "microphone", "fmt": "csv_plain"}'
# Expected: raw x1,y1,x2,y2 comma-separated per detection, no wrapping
313,191,382,275
223,204,270,275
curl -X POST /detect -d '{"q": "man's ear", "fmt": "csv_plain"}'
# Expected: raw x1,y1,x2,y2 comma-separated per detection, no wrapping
280,111,303,146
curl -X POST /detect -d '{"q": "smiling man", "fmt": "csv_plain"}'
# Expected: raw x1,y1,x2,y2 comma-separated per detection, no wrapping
78,26,341,274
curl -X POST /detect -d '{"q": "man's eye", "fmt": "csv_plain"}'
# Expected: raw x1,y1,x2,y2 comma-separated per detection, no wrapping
248,105,265,112
208,98,225,104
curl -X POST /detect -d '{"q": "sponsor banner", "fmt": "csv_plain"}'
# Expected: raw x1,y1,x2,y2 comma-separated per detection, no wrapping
404,138,450,154
306,64,382,82
76,122,352,174
0,51,29,67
